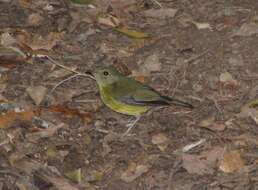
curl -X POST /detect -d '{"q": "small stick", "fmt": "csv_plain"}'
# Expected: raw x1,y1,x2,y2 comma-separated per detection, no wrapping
182,138,206,152
49,73,81,94
184,49,209,64
46,56,95,80
150,0,162,8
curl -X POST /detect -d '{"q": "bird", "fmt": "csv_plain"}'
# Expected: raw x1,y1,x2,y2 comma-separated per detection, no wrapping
88,65,193,135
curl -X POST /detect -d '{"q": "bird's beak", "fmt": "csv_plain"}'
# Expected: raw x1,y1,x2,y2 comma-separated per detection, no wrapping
85,70,94,77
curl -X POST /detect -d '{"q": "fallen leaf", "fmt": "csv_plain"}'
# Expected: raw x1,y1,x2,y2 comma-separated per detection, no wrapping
182,147,224,175
0,110,37,129
65,168,82,183
114,27,150,39
219,150,245,173
151,133,169,151
219,71,238,86
85,170,103,182
177,13,194,28
237,103,258,125
27,13,43,26
134,54,161,77
19,0,31,8
102,132,119,156
182,154,214,175
46,146,59,158
199,117,226,131
144,8,178,19
121,162,149,182
0,129,9,146
9,142,42,165
26,123,66,142
44,105,92,124
0,32,17,47
235,22,258,36
29,32,64,51
35,167,80,190
199,117,214,127
0,56,26,69
26,86,48,105
143,54,161,72
98,15,121,27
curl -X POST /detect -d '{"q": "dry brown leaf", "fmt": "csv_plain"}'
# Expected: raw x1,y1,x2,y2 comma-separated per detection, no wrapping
0,56,26,69
19,0,31,8
26,86,48,105
235,22,258,36
151,132,169,151
98,15,121,27
35,168,80,190
219,150,245,173
133,54,161,78
26,123,66,142
121,162,149,183
0,110,38,129
182,147,224,175
182,154,214,175
29,32,65,51
27,13,44,26
44,105,92,124
199,117,226,131
219,72,237,85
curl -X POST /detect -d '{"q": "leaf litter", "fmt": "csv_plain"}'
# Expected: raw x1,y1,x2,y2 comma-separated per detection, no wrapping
0,0,258,189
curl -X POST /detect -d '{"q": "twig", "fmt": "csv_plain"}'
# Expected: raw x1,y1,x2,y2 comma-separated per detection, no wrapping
46,56,95,80
182,138,206,152
49,73,81,94
184,49,209,64
150,0,162,8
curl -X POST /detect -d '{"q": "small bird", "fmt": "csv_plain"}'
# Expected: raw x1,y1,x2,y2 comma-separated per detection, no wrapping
89,65,193,135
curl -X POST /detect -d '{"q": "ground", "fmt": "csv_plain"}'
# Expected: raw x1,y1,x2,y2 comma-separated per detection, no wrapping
0,0,258,189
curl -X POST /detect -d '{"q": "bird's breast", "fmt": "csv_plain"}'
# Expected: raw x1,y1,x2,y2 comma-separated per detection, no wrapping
99,86,149,116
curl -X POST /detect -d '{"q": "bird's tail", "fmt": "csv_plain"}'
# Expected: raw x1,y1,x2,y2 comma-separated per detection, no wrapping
163,96,194,109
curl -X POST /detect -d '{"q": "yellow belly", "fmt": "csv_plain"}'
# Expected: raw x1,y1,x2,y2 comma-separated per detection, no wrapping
100,88,149,116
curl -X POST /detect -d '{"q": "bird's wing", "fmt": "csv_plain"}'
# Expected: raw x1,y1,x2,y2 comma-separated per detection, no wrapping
111,79,169,106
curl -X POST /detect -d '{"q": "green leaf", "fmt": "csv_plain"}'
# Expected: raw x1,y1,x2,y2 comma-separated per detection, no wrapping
114,27,150,39
46,146,58,158
248,99,258,107
65,168,82,183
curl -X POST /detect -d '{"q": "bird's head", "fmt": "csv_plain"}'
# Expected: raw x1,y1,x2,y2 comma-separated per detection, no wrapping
89,65,122,87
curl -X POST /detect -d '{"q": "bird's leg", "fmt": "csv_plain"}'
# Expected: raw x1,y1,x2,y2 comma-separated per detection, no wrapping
122,116,141,136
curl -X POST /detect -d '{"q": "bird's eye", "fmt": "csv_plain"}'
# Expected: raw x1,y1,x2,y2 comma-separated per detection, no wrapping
103,71,109,76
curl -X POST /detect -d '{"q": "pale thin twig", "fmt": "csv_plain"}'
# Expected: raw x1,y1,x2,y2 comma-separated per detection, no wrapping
46,56,95,80
49,73,81,94
150,0,162,8
182,138,206,152
184,49,209,64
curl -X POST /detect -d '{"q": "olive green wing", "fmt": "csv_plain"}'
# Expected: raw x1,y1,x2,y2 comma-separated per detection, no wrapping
111,78,193,108
110,78,170,106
